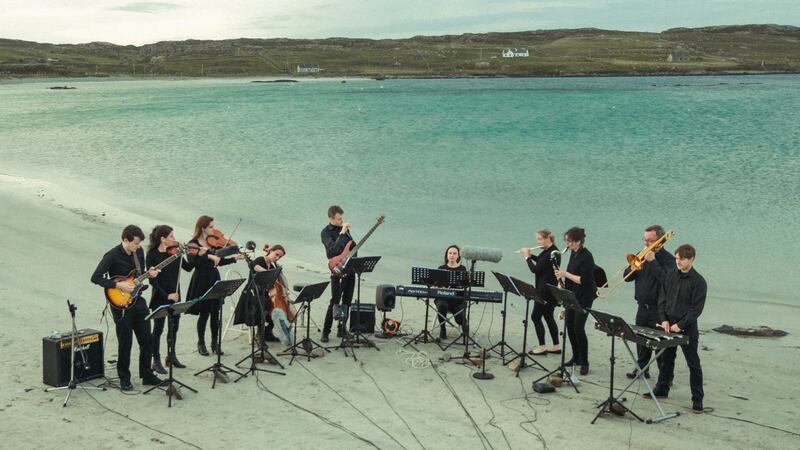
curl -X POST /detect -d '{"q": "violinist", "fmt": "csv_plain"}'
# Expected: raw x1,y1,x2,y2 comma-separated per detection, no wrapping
146,225,185,374
183,215,243,356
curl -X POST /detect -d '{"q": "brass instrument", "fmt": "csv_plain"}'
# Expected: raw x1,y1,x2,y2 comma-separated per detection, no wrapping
596,230,675,299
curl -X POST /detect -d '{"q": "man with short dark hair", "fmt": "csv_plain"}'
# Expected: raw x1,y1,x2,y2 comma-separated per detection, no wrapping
645,243,707,414
91,225,162,390
320,206,356,342
624,225,674,379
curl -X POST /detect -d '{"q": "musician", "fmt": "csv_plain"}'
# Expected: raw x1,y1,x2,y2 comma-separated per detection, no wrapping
647,244,707,414
90,225,162,391
235,244,288,342
521,229,561,356
554,227,597,376
623,225,675,379
435,245,468,341
320,205,356,343
146,225,185,374
184,215,242,356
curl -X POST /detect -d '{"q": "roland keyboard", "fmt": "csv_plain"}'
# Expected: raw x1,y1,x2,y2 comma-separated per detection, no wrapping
395,285,503,303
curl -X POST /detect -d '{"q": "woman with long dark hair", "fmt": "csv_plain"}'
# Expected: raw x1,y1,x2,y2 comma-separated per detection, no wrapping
521,229,561,356
146,225,184,373
435,244,468,341
183,215,241,356
554,227,597,375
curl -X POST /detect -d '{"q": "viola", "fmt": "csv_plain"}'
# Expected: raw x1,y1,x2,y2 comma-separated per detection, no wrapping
206,229,237,250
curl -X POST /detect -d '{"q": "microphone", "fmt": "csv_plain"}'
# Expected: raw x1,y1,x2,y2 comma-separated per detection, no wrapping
245,240,256,251
461,246,503,263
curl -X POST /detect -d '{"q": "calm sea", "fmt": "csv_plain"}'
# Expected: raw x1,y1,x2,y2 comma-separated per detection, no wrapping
1,76,798,306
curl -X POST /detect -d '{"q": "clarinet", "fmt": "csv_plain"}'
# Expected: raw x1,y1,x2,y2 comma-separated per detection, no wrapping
550,249,566,289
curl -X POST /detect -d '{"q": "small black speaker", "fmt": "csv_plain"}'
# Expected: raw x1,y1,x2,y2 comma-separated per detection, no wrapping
349,303,376,333
43,329,104,387
375,284,396,312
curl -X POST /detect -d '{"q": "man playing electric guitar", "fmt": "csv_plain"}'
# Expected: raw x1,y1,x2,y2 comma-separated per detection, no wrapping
320,205,357,342
91,225,163,391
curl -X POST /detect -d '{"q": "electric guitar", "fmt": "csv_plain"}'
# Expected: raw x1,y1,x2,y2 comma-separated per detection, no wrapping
328,214,385,278
104,245,185,310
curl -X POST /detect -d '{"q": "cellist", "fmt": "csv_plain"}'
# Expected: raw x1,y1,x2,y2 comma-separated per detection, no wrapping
249,244,292,342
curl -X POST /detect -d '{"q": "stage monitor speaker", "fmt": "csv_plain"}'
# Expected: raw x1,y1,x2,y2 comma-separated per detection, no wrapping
42,329,104,387
375,284,396,312
349,303,376,333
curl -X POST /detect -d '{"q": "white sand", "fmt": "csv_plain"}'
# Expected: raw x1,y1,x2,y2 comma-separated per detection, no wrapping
1,173,798,449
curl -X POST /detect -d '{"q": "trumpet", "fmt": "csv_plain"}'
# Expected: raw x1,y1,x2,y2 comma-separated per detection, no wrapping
514,245,543,254
596,230,675,299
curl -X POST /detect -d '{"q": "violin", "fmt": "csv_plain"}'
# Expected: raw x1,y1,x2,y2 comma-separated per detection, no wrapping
206,228,237,250
166,242,182,256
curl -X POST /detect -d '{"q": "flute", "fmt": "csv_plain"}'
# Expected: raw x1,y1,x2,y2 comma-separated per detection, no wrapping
514,245,543,254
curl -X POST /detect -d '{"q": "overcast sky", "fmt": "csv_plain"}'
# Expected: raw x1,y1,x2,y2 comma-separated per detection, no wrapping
2,0,798,46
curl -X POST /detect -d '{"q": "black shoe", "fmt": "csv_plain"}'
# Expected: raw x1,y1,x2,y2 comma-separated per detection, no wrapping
563,358,577,367
211,343,224,355
120,380,133,391
626,370,651,379
643,388,669,399
321,333,330,343
691,402,704,414
198,342,210,356
580,364,589,376
152,357,167,375
336,328,344,338
142,375,163,386
166,355,186,369
439,329,447,340
264,332,280,342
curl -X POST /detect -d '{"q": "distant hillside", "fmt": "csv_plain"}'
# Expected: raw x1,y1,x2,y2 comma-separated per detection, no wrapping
1,25,799,78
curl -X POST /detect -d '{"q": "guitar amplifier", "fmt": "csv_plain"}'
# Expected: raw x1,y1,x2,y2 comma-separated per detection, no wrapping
348,303,376,334
42,329,104,387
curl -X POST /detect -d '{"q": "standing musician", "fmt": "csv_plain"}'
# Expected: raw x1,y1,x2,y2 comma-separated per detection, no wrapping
623,225,675,379
184,215,243,356
320,205,356,343
646,244,707,414
554,227,597,376
435,245,468,341
521,229,561,356
90,225,162,391
146,225,185,374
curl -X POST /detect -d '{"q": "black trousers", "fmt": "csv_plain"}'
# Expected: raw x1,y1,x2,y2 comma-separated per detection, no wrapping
532,301,559,346
152,315,180,358
197,307,220,345
434,298,466,333
565,307,590,365
111,302,153,382
655,322,704,404
323,275,355,335
634,303,661,371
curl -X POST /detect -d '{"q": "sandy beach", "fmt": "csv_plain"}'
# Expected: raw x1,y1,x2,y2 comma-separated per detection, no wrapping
1,172,798,450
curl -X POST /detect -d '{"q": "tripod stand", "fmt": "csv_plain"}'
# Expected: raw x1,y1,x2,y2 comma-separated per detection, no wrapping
404,267,449,348
279,281,330,364
533,285,583,393
234,269,286,382
487,271,520,364
442,265,483,359
343,256,381,350
193,279,246,388
144,300,198,406
46,300,105,406
503,276,549,376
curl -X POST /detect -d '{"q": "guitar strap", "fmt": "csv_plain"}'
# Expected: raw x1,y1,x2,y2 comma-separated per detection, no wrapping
132,250,143,276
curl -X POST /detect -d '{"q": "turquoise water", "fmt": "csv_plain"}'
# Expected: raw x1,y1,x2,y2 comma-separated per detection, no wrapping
1,76,798,305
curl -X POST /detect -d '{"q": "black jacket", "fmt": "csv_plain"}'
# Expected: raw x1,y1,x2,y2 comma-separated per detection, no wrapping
658,267,707,330
565,247,597,306
146,247,181,309
624,248,675,306
526,245,560,301
90,244,147,309
321,224,356,259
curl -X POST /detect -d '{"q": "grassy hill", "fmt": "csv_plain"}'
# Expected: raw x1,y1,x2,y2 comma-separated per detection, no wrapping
1,25,799,78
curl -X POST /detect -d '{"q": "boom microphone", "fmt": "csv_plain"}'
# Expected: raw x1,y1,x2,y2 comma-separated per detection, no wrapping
461,246,503,263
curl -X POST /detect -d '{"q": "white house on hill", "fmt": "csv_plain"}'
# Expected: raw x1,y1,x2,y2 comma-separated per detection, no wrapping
297,64,320,73
502,48,529,58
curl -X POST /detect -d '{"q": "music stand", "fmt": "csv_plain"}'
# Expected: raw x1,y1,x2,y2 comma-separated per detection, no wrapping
341,256,382,353
590,310,680,424
234,269,286,382
193,278,246,388
533,285,583,393
405,267,450,347
442,264,485,358
486,271,520,364
503,276,549,376
144,300,200,406
278,281,330,364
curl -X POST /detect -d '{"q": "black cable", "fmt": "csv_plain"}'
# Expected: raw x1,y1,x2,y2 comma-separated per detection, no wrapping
82,389,204,449
429,363,493,450
469,371,511,450
254,372,379,448
296,361,408,450
359,362,426,450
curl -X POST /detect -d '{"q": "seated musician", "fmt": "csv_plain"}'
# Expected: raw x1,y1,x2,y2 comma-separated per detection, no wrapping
435,245,468,341
247,244,288,342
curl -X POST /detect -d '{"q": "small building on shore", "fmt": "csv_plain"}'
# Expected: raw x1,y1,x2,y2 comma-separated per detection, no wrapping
502,48,529,58
297,64,320,73
667,52,689,62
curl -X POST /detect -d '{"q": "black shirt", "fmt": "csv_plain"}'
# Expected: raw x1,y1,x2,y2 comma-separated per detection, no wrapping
624,248,675,306
658,267,707,330
321,223,357,259
438,264,467,289
564,247,597,306
526,245,560,299
90,244,147,309
146,247,181,304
